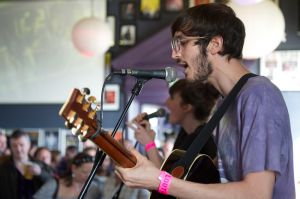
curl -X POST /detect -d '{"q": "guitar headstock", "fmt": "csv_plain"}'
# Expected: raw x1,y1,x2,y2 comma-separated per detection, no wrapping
59,88,100,141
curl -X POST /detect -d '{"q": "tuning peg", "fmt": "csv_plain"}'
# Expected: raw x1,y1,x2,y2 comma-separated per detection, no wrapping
87,96,96,103
74,118,83,129
88,111,97,120
71,127,81,136
82,88,90,95
78,134,87,142
90,102,101,112
67,111,77,124
65,121,73,129
95,103,101,111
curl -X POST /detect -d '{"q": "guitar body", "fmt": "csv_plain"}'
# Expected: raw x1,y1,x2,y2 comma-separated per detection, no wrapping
150,149,220,199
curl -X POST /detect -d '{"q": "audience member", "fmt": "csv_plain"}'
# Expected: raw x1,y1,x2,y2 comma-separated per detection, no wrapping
101,140,150,199
83,139,97,149
56,145,78,177
34,146,56,177
0,129,53,199
34,147,52,166
83,146,98,157
81,143,143,198
0,130,10,156
102,172,150,199
29,143,38,157
34,152,101,199
50,150,62,170
93,155,113,197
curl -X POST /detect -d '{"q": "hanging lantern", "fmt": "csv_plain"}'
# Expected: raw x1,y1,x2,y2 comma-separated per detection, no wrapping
232,0,264,5
228,0,285,59
72,17,113,57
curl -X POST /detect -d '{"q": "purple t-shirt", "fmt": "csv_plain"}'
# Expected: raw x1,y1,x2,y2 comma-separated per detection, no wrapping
216,76,295,199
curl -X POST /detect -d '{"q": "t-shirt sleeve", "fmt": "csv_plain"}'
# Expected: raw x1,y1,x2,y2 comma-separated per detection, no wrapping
239,84,289,177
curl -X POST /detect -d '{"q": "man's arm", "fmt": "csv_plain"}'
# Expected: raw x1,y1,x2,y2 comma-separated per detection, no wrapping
115,149,275,199
168,171,275,199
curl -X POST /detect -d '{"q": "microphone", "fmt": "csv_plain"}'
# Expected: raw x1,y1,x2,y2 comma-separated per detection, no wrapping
127,108,166,131
143,108,166,120
113,67,177,83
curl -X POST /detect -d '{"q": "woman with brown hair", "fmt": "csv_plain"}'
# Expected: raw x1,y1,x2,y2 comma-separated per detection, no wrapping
34,152,101,199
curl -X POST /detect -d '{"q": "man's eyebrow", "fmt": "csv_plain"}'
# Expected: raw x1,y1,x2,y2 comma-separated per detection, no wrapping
173,33,184,38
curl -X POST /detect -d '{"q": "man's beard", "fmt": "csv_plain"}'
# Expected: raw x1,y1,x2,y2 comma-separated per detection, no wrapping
189,51,213,83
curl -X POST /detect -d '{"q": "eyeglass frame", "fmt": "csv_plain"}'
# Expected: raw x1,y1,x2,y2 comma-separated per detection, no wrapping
171,36,207,53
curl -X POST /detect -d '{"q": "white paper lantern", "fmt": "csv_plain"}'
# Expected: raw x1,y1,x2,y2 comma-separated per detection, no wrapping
233,0,264,5
228,0,285,59
72,17,113,57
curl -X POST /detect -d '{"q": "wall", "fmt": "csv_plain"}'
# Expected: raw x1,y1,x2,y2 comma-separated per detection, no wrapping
267,0,300,140
0,0,186,129
0,0,118,129
107,0,189,58
0,0,107,103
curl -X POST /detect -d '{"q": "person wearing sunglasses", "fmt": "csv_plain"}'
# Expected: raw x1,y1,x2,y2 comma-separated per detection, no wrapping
115,3,295,199
34,152,101,199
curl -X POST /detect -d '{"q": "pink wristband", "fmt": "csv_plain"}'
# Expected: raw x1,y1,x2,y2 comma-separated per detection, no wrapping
158,171,172,195
145,141,156,151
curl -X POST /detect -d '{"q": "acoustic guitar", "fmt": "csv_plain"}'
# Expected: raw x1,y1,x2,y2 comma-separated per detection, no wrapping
59,88,220,199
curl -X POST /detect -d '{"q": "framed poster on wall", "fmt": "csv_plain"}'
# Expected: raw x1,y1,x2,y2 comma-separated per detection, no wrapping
119,25,136,46
165,0,184,12
120,2,136,21
103,84,120,111
140,0,161,20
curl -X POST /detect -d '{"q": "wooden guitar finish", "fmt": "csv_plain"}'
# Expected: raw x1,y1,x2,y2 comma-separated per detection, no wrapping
59,88,136,168
150,150,220,199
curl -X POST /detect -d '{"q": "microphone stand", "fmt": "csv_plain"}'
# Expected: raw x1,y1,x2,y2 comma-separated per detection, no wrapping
77,78,149,199
111,141,139,199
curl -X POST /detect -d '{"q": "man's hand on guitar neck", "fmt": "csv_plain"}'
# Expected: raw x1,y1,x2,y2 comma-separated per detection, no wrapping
115,148,161,190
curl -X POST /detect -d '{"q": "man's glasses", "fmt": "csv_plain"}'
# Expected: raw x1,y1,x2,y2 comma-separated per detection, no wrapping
171,36,206,53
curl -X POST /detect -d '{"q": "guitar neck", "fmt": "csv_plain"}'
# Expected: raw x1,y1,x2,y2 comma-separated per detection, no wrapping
91,133,137,168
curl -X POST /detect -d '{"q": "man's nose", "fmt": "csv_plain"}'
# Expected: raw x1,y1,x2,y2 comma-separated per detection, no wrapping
171,49,181,60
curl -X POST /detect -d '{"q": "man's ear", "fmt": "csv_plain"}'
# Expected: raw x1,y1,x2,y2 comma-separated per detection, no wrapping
182,103,193,113
207,36,223,55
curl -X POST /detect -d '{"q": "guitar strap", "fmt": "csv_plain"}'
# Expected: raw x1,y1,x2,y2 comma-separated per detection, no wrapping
172,73,257,173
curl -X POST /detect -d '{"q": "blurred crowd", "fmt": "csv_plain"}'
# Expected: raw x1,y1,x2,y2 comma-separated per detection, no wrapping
0,129,151,199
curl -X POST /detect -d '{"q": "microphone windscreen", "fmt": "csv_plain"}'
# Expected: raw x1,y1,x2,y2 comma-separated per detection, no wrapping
144,108,166,120
165,67,177,83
